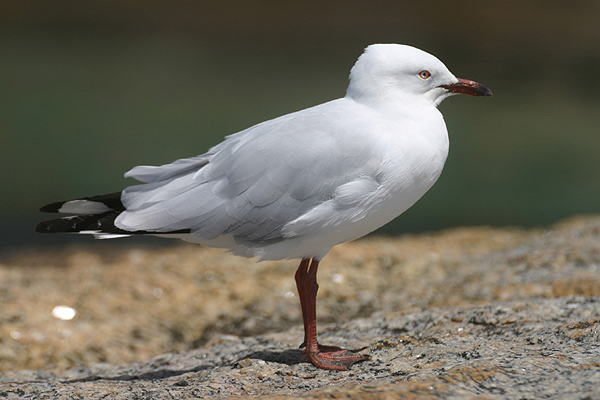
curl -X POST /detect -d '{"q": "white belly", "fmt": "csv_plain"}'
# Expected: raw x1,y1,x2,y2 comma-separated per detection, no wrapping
253,128,449,260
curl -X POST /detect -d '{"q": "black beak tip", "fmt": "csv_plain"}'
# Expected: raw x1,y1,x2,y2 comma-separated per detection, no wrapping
480,84,494,97
440,79,493,97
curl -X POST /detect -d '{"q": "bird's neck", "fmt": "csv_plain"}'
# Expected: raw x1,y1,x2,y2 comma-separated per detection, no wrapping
345,90,437,117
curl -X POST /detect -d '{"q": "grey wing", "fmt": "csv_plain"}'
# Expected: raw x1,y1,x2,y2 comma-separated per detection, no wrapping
115,101,380,245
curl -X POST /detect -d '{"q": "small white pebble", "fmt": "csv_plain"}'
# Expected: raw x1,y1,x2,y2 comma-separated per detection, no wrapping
10,331,21,340
152,288,163,298
284,291,295,298
332,273,344,284
52,306,77,321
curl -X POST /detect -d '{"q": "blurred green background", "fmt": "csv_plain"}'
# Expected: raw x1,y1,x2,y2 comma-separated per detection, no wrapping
1,1,599,251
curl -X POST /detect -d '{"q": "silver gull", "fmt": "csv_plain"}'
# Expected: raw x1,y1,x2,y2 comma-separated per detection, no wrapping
37,43,492,370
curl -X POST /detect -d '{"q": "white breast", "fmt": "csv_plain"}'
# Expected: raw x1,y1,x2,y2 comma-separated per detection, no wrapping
250,102,450,261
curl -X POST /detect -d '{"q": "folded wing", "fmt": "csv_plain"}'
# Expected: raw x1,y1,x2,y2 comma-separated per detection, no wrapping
115,100,384,248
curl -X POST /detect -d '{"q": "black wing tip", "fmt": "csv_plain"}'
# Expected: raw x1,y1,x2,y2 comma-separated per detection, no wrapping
35,212,118,234
38,192,125,214
39,201,65,213
35,212,192,235
35,218,73,233
35,221,50,233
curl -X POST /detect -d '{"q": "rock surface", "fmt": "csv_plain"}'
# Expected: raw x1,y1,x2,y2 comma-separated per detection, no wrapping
1,215,599,399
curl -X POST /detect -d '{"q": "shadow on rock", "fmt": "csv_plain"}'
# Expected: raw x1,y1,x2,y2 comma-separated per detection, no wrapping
63,365,213,384
239,349,304,366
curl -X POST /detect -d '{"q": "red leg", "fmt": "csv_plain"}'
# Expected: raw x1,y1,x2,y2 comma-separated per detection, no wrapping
295,258,311,349
294,258,369,370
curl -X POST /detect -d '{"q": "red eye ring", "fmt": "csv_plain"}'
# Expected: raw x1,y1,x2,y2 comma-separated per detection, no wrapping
419,70,431,79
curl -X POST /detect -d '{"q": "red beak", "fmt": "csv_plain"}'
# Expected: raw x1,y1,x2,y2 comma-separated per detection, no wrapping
440,78,493,97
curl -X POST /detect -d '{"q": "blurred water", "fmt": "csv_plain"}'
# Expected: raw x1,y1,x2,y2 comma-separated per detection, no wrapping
2,29,599,250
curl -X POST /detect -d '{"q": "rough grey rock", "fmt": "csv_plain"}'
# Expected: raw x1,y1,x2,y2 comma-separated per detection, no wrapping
1,297,599,399
1,215,599,399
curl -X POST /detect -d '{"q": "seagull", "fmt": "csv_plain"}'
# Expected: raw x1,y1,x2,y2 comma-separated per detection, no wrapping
36,44,492,370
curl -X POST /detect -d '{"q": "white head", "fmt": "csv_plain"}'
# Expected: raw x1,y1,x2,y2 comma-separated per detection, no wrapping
346,44,492,107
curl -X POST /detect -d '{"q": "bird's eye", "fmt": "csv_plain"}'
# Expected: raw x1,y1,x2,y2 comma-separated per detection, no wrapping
419,70,431,80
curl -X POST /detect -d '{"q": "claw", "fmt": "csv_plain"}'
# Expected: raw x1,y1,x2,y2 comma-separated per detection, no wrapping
306,346,369,371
